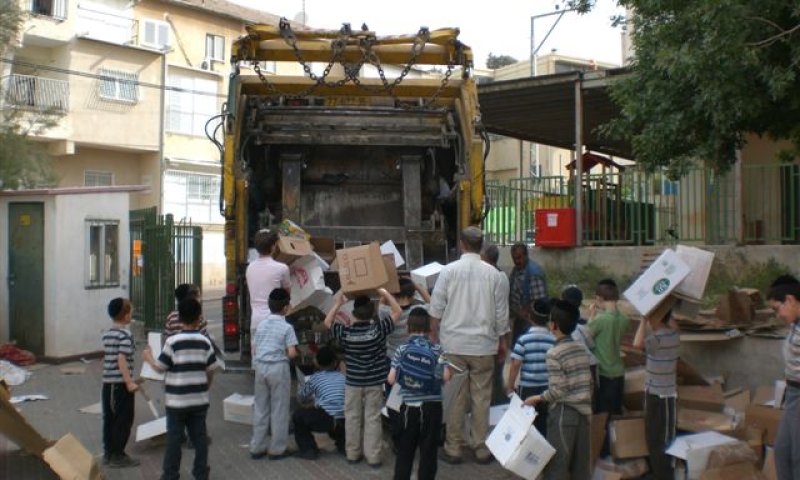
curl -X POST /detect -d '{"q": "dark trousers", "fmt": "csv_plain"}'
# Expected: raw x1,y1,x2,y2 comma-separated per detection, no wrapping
595,375,624,456
645,393,676,480
101,383,134,458
543,404,590,480
292,407,344,453
518,385,548,438
394,402,442,480
163,405,209,480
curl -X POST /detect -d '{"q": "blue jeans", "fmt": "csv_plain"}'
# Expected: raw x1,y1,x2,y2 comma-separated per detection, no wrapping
163,405,209,480
776,384,800,480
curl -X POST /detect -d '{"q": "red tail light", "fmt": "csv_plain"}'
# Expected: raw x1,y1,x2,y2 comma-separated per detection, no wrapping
222,294,239,352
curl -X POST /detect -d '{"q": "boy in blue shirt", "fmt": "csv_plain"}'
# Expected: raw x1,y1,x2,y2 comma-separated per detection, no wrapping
388,307,450,480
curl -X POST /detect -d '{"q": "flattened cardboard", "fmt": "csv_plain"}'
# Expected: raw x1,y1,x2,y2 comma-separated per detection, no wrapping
136,417,167,441
336,243,388,294
674,245,715,300
43,433,101,480
275,236,313,266
623,249,691,316
678,384,726,412
0,381,49,456
678,408,735,433
140,332,165,381
609,417,648,459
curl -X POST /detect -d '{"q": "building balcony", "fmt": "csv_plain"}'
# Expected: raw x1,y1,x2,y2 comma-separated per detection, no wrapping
76,4,137,45
4,74,69,114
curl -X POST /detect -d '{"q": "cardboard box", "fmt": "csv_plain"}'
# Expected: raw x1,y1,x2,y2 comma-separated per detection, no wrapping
591,466,623,480
43,433,101,480
674,245,715,300
0,380,50,456
706,440,758,469
380,240,405,268
336,243,389,294
275,236,313,265
623,368,645,411
699,462,761,480
224,393,254,425
666,431,739,480
623,249,691,315
410,261,444,292
310,237,336,263
678,408,736,433
678,384,726,412
136,417,167,441
486,394,556,479
725,389,751,414
609,417,648,459
594,458,649,479
753,385,774,406
745,404,782,446
140,332,165,381
381,254,400,294
289,255,332,310
591,413,609,466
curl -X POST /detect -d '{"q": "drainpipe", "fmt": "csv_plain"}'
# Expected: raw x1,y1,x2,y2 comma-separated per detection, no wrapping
158,52,166,214
574,74,584,247
734,149,743,245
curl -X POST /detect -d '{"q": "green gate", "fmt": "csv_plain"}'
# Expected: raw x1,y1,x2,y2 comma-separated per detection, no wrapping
129,209,203,331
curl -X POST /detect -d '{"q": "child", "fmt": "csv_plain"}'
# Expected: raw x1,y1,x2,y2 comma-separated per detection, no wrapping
588,279,629,416
562,285,598,381
525,300,592,480
143,297,220,480
388,307,449,480
249,288,298,460
386,278,431,363
633,304,679,480
101,298,139,468
766,275,800,480
506,298,555,436
293,346,346,460
164,284,207,338
324,288,402,467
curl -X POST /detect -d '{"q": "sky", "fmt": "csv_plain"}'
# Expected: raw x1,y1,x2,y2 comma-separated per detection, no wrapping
230,0,627,69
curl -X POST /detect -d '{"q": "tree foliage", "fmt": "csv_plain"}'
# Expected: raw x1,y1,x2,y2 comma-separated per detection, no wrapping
0,0,58,189
486,52,518,70
601,0,800,174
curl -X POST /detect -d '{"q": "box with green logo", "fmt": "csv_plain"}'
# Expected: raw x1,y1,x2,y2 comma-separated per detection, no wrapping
623,249,691,315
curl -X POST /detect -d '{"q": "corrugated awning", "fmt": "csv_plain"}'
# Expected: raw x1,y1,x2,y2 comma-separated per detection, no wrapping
477,67,633,160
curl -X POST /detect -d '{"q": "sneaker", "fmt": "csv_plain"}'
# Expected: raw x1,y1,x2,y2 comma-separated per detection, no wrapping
268,451,294,460
347,456,363,465
439,451,463,465
250,451,267,460
295,449,319,460
108,454,140,468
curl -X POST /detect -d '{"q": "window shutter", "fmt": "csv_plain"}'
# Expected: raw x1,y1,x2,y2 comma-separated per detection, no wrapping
54,0,67,19
214,35,224,60
143,21,156,46
157,22,170,48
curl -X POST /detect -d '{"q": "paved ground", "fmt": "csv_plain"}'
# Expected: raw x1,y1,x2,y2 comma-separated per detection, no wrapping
1,333,517,479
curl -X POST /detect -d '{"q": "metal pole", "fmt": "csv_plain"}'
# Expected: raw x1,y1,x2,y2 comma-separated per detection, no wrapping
574,76,583,246
530,16,535,76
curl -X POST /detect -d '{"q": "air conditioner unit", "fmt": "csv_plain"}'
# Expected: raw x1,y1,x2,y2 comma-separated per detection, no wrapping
200,58,211,71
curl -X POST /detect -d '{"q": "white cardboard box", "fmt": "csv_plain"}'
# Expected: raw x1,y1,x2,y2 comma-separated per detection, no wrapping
224,393,254,425
380,240,405,268
623,249,691,315
486,394,555,479
136,417,167,442
411,262,444,292
140,332,165,381
666,431,738,480
290,255,332,310
673,245,715,300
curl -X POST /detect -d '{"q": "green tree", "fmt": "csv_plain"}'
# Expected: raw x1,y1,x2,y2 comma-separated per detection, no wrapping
486,53,518,70
601,0,800,174
0,0,58,189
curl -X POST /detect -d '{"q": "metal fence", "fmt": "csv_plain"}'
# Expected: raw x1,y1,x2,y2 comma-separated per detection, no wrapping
3,74,69,113
484,162,799,246
129,209,203,330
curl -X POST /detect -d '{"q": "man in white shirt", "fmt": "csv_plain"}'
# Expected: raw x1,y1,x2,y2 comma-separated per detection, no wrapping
429,226,505,464
245,230,291,349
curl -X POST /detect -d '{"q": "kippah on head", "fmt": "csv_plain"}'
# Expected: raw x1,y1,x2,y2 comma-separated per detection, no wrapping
353,295,371,309
562,286,584,308
269,287,290,302
107,297,124,319
533,298,552,317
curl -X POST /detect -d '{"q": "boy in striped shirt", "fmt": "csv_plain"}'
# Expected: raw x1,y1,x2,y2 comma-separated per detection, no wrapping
293,346,346,460
143,297,220,480
506,298,555,436
525,299,591,480
324,288,402,467
634,304,679,480
164,284,207,338
101,297,139,468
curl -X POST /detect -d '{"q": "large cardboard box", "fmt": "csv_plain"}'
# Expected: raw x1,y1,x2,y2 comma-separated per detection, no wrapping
678,408,736,433
381,254,400,294
310,237,336,263
224,393,254,425
623,368,646,411
745,404,782,446
666,431,739,480
623,249,691,315
674,245,715,300
380,240,405,268
699,463,762,480
486,394,556,479
609,417,648,459
275,236,313,265
43,433,101,480
336,243,389,294
289,255,332,310
411,261,444,292
678,384,726,412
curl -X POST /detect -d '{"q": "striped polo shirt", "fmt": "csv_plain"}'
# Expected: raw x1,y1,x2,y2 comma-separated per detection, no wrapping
298,369,346,419
541,337,592,416
164,310,208,338
784,322,800,383
511,325,555,387
155,330,221,409
102,327,134,384
253,313,298,365
645,328,680,397
332,314,394,386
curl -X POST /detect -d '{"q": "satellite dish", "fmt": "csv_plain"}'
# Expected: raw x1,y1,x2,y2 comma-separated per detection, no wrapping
293,11,308,25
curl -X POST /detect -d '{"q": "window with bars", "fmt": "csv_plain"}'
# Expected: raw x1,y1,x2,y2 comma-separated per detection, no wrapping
163,170,223,224
84,170,114,187
205,34,225,62
167,73,218,136
98,68,139,103
86,220,120,288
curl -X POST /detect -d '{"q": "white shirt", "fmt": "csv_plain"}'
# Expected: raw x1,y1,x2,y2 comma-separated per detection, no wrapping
245,255,291,332
429,253,505,356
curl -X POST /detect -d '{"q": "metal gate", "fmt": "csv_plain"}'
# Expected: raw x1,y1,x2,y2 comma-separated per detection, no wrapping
129,208,203,331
